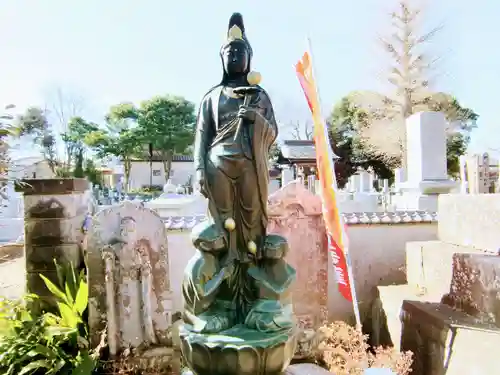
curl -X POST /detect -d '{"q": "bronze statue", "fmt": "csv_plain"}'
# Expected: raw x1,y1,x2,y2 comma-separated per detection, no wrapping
180,12,297,375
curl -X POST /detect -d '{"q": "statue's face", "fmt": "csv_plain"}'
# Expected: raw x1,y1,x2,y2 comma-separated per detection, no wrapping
222,42,249,76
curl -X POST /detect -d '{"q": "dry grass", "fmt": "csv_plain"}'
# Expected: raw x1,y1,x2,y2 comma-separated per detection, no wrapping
95,321,413,374
97,359,177,375
316,321,413,375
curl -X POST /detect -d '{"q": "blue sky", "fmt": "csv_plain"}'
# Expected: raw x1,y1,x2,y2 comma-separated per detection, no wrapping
1,0,498,157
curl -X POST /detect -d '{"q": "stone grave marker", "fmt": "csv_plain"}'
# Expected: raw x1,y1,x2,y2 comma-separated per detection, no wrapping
87,201,174,366
268,180,328,359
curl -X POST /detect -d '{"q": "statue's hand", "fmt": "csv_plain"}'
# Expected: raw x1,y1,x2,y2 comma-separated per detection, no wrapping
195,170,208,198
237,105,256,122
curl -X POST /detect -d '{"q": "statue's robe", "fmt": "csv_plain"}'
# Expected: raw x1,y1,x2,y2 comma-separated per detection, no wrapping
193,85,278,260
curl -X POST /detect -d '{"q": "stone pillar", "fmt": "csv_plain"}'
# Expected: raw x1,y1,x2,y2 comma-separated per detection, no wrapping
282,167,294,186
347,175,356,192
394,112,458,211
407,112,447,183
383,179,389,193
368,172,376,192
394,168,404,191
350,174,360,193
459,155,467,193
482,153,490,193
307,174,316,194
16,178,91,307
465,154,480,194
358,170,371,192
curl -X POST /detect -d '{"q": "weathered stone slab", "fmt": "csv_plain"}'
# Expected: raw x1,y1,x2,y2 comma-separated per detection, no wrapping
377,285,443,352
18,178,91,307
25,244,80,272
87,201,173,351
438,194,500,252
405,240,483,296
442,253,500,323
23,193,92,219
26,270,59,298
24,214,86,246
400,300,500,375
268,181,327,358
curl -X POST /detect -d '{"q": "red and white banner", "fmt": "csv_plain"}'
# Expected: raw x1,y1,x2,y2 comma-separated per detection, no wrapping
295,51,353,302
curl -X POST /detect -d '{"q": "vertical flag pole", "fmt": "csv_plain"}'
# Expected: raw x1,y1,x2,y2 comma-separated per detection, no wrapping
306,37,362,330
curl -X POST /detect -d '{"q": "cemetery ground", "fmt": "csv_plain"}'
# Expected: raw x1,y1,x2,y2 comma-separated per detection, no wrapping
0,246,23,300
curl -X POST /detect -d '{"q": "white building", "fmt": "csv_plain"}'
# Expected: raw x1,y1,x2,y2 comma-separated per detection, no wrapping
8,156,55,179
128,154,195,190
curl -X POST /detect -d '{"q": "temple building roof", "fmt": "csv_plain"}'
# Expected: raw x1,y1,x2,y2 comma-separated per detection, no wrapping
276,139,339,165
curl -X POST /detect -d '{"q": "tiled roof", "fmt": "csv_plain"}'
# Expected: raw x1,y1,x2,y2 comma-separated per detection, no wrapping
161,211,438,230
163,215,207,230
341,211,438,225
279,140,317,160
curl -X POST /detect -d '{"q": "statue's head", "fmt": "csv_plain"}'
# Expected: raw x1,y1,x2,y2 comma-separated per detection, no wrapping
191,221,225,253
220,13,253,83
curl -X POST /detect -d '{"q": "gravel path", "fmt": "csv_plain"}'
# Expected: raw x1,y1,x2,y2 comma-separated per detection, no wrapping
0,255,25,300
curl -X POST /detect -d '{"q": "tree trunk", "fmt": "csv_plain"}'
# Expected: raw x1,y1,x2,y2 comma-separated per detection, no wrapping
162,150,173,183
66,145,73,170
73,149,84,178
124,158,131,192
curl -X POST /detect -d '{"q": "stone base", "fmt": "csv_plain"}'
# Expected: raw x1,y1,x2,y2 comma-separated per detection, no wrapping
394,180,458,211
128,347,178,371
400,300,500,375
376,285,443,351
392,193,439,211
179,324,297,375
294,328,324,360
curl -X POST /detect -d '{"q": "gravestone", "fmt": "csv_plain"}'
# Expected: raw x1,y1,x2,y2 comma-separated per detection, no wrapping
282,167,295,185
394,112,457,211
358,169,371,193
400,193,500,374
87,201,174,367
268,180,328,359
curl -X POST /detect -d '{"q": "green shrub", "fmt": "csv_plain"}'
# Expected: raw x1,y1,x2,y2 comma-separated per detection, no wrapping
0,262,96,375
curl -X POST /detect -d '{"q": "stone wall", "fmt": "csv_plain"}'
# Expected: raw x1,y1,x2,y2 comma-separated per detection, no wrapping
164,212,438,322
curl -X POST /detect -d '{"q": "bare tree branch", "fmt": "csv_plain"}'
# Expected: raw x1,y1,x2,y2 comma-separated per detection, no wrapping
358,0,443,164
45,86,86,167
288,120,313,140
